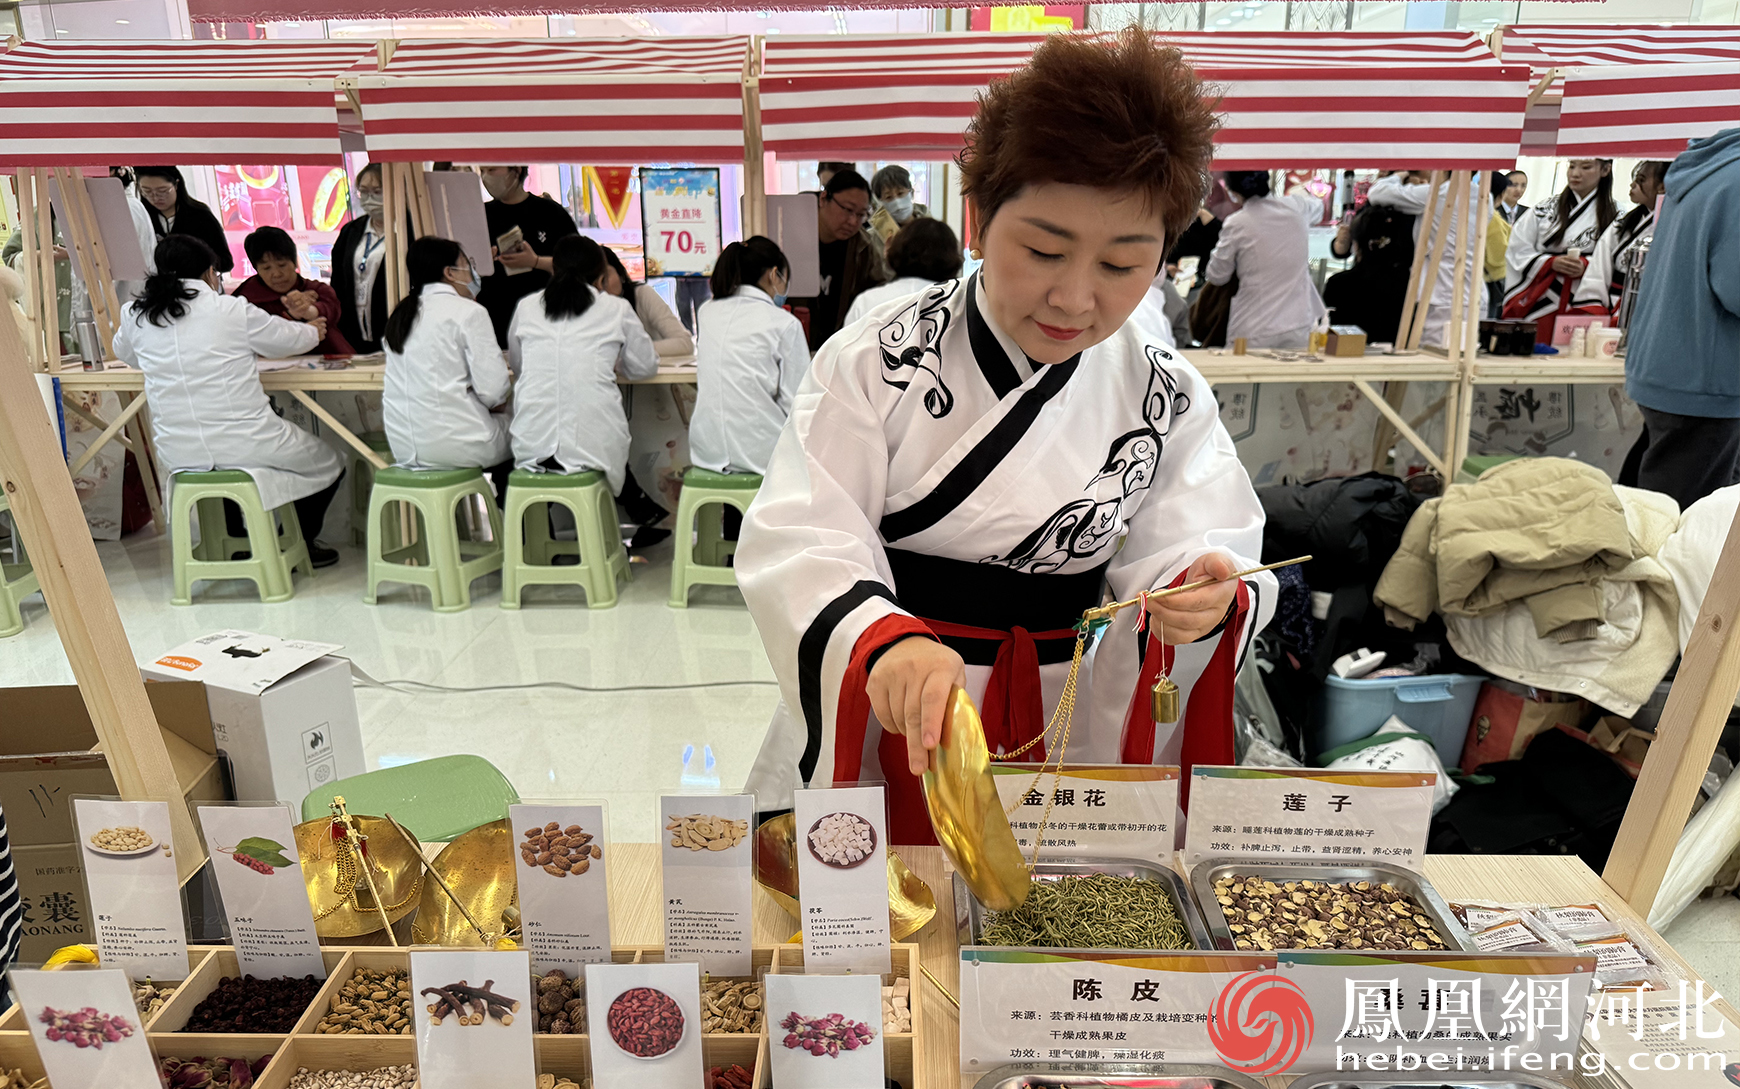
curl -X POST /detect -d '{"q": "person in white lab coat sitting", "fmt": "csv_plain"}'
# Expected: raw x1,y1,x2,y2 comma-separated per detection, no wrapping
690,236,808,483
842,217,962,328
381,236,514,502
508,235,657,486
114,235,345,567
1201,170,1326,349
1367,169,1486,349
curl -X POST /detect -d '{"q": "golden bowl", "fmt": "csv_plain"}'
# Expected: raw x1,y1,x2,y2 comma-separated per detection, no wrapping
412,818,519,946
753,812,937,941
295,815,425,941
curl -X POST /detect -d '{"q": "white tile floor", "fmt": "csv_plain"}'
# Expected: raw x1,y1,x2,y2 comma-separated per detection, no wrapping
7,527,1740,993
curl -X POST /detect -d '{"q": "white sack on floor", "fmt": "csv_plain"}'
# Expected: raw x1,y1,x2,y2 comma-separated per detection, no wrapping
1324,715,1459,813
1651,769,1740,932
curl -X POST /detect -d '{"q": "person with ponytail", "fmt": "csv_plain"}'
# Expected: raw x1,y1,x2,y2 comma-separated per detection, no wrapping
381,236,514,500
1502,158,1618,339
113,234,345,567
688,236,809,480
507,236,656,488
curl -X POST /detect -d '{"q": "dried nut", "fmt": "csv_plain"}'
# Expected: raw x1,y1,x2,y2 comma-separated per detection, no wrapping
89,825,154,852
533,971,587,1035
317,967,414,1037
523,824,601,875
1211,873,1448,952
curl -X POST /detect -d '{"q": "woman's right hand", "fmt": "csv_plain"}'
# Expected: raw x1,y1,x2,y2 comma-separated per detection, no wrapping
867,636,966,777
1552,254,1587,277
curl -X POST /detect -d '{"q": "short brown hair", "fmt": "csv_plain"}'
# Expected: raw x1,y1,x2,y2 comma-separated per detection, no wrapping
958,29,1219,245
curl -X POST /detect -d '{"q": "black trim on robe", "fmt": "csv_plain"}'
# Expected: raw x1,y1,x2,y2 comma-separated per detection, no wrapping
886,548,1106,666
798,580,900,783
878,356,1081,543
965,273,1024,399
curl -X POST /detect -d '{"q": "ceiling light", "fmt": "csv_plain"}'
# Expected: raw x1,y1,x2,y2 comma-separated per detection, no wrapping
1216,17,1233,25
116,19,130,24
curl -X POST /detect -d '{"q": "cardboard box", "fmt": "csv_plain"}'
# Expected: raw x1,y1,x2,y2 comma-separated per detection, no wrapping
141,631,365,806
1325,325,1368,356
0,680,226,963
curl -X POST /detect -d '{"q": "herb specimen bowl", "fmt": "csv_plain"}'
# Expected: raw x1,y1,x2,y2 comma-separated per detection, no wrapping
955,858,1212,952
1188,859,1475,953
806,813,877,870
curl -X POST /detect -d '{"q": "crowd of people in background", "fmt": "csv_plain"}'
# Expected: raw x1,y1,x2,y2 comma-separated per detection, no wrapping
22,136,1739,567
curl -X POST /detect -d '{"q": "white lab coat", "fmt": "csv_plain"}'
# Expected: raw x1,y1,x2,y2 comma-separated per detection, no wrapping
383,283,512,471
507,287,658,491
843,275,935,329
1368,174,1486,349
113,280,340,511
1202,191,1326,347
689,286,811,476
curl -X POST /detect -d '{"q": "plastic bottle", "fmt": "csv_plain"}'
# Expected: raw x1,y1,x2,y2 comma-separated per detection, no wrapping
1569,326,1588,358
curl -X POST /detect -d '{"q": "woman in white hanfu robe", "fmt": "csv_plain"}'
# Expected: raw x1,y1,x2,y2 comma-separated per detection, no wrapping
1570,160,1669,316
736,31,1277,845
1502,159,1617,338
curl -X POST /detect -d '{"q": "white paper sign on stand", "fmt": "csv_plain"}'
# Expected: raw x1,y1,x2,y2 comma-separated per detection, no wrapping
409,948,536,1089
1183,766,1436,871
793,786,892,976
71,798,190,980
639,168,721,277
585,960,705,1089
195,804,326,979
660,794,754,977
766,973,885,1089
991,765,1180,859
510,804,611,976
8,968,159,1089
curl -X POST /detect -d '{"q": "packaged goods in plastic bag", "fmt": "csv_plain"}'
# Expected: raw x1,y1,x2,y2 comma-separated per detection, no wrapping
1466,910,1571,954
1575,931,1676,992
1321,716,1459,813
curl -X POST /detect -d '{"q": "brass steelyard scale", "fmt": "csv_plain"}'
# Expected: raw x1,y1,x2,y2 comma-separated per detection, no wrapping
924,556,1311,913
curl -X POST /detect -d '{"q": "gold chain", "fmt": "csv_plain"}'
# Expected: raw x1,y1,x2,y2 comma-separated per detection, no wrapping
991,625,1090,872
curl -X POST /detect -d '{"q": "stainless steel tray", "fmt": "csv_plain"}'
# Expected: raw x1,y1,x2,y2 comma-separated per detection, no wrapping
1284,1073,1575,1088
955,857,1213,952
973,1062,1267,1088
1188,858,1475,953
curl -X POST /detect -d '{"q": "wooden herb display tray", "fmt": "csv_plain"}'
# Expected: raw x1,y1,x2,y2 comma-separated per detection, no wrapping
0,942,925,1089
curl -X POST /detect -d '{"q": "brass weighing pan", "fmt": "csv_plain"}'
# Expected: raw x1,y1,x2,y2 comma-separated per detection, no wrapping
753,812,937,941
295,815,424,941
924,687,1031,913
412,817,519,946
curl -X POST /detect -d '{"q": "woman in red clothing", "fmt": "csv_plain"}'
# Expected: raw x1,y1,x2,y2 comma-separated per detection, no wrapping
233,227,354,356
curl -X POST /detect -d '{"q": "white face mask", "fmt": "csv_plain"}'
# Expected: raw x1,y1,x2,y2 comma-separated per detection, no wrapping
359,192,384,216
884,194,914,224
481,172,518,200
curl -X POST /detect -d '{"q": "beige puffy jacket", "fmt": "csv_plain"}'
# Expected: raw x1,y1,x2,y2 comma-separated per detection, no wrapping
1375,458,1679,716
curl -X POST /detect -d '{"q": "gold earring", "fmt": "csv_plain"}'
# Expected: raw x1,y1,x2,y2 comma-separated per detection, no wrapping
969,248,983,260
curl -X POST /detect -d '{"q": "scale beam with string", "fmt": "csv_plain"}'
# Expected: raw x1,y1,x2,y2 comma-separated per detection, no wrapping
920,556,1310,912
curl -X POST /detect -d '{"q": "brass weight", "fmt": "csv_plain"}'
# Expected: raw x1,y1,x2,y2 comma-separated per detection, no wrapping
1151,675,1181,724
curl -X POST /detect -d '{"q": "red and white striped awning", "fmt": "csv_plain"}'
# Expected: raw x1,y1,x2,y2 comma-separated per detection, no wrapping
0,39,375,167
1503,25,1740,157
760,31,1528,169
356,38,748,164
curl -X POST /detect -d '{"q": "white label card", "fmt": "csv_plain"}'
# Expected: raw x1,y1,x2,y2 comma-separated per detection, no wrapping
195,805,326,979
766,973,885,1089
958,949,1274,1071
992,765,1179,860
793,786,892,976
510,804,611,976
409,948,535,1089
1184,766,1435,871
660,795,754,977
8,968,159,1089
585,960,705,1089
72,798,189,980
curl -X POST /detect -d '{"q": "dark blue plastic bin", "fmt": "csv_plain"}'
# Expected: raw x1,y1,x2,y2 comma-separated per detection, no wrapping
1316,673,1485,766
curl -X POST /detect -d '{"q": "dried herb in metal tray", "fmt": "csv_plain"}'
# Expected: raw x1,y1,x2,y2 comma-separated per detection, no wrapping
980,874,1190,950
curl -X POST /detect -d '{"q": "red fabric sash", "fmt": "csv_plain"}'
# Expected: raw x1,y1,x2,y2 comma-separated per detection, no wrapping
1502,258,1586,343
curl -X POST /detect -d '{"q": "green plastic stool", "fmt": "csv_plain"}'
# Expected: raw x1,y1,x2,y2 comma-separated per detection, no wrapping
350,432,395,546
365,466,503,612
170,471,313,605
1456,453,1524,484
501,469,630,610
1,494,42,638
299,754,520,843
668,467,762,608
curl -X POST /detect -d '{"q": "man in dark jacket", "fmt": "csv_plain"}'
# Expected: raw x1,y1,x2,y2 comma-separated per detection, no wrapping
789,169,890,351
1624,127,1740,510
